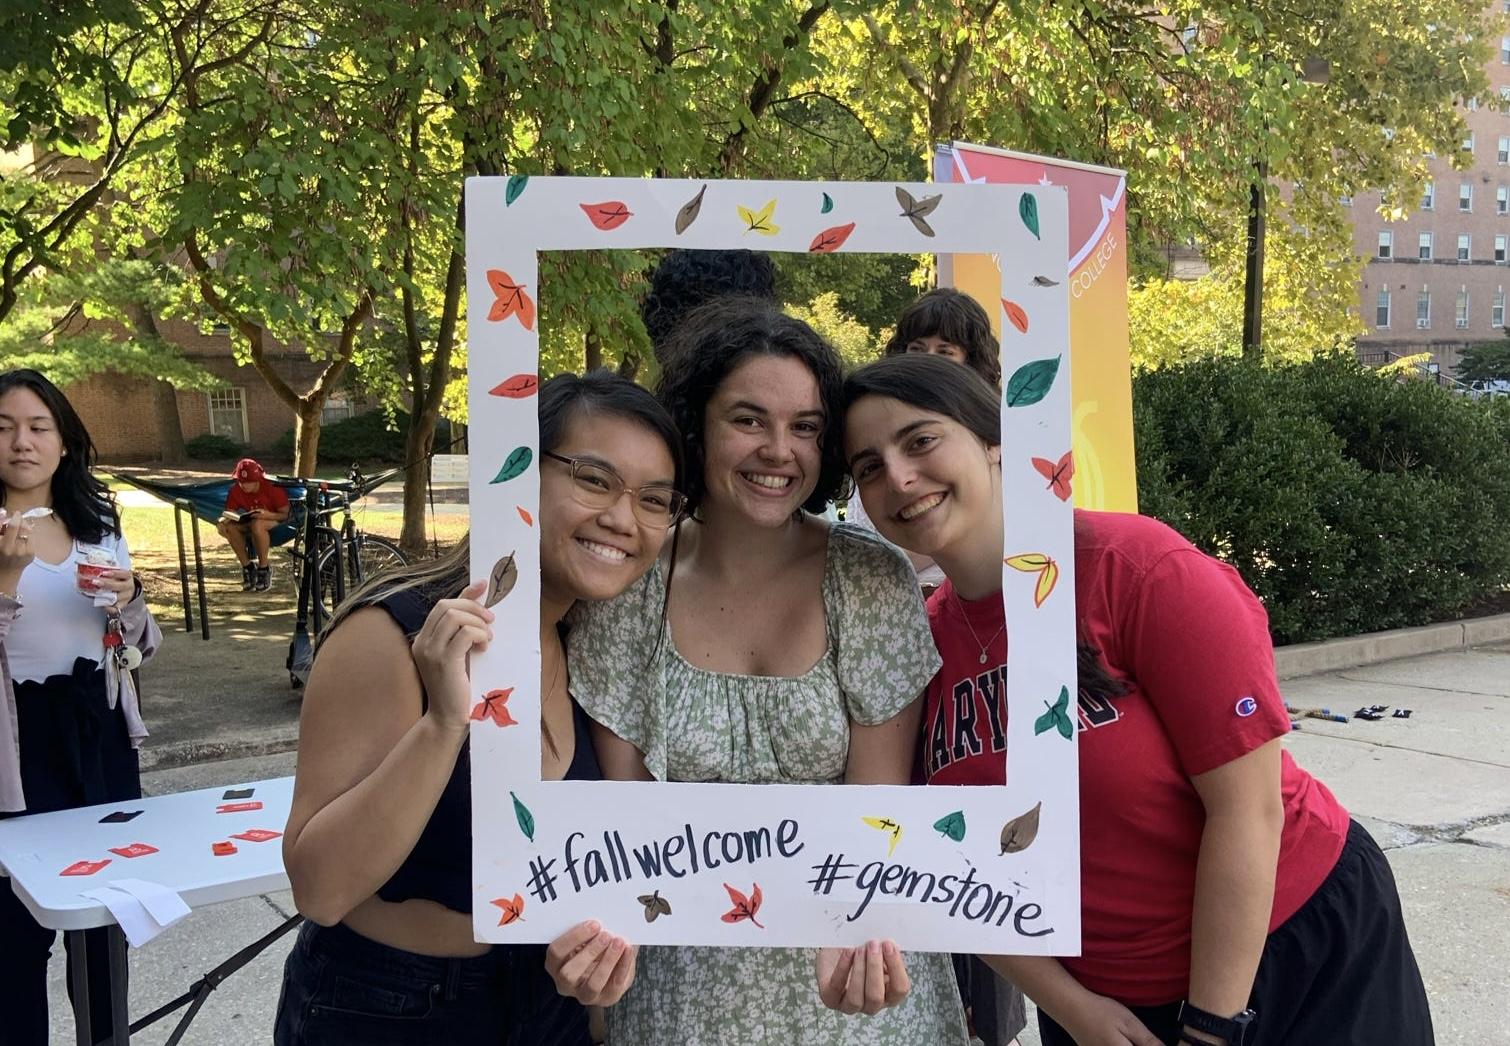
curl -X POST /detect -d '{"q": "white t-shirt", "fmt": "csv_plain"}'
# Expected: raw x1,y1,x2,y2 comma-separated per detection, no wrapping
6,531,132,683
842,495,948,589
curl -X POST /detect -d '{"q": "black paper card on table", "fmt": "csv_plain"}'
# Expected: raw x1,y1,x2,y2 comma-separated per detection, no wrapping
99,810,143,823
222,788,255,800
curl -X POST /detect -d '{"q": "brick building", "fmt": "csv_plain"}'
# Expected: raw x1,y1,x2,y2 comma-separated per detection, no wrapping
1352,0,1510,379
62,317,365,463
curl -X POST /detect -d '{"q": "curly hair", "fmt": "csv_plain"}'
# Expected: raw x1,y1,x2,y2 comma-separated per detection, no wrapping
655,296,848,518
640,249,778,362
0,369,120,544
882,287,1002,389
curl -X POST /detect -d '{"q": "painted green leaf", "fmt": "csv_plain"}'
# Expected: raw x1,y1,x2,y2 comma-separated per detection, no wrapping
820,191,834,214
505,175,529,206
491,446,532,484
1019,193,1040,239
1006,356,1061,407
1034,686,1073,739
510,791,535,842
932,810,966,842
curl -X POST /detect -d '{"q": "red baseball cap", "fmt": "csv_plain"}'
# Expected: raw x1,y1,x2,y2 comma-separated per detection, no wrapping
233,458,266,482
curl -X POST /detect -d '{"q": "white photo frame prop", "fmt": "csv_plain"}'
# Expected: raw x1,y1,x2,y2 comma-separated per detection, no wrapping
465,176,1077,953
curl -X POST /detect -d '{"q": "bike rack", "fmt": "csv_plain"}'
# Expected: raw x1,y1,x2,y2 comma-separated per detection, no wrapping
172,498,210,640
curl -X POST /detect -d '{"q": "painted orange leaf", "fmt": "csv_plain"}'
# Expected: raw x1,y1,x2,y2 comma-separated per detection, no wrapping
1001,299,1029,334
580,201,632,230
487,270,536,329
1005,553,1060,607
720,882,765,928
490,893,525,926
516,506,534,526
809,222,856,253
1031,450,1074,501
470,688,517,727
489,374,539,399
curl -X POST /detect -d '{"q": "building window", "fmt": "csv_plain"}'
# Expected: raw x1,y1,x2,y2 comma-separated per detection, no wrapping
1500,137,1510,164
1498,235,1507,263
1422,181,1435,209
207,388,248,444
1419,232,1434,260
1417,288,1431,329
1500,186,1509,214
1501,36,1510,63
1468,96,1481,112
1378,230,1393,259
1502,85,1510,105
1376,288,1391,328
1340,194,1353,206
1461,183,1474,211
1459,234,1472,261
321,392,356,427
1496,288,1506,328
1463,132,1476,154
1457,288,1470,328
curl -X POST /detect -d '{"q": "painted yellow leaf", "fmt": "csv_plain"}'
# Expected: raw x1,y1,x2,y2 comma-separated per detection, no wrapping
861,815,903,856
737,198,780,236
1005,553,1052,572
1033,559,1060,607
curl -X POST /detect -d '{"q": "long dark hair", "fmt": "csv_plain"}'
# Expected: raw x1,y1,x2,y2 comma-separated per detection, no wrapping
656,295,848,517
883,288,1002,389
326,369,684,636
843,354,1126,703
0,369,120,543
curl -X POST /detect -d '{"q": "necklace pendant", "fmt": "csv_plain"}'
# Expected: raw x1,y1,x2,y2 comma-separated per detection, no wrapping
978,652,988,664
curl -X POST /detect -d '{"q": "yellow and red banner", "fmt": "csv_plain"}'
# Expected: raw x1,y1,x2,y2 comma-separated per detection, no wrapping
935,142,1137,512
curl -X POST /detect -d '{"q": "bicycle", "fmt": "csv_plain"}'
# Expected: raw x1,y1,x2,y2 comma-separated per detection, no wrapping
284,464,408,688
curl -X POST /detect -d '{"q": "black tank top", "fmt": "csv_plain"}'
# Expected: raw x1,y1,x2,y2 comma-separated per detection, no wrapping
373,588,601,912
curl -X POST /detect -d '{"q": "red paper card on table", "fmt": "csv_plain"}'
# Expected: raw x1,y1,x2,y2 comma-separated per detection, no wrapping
108,843,159,859
216,801,263,814
230,829,282,843
212,841,237,856
60,859,111,877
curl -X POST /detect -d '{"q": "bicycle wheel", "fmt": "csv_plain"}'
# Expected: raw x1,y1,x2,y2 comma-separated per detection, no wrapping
315,533,407,617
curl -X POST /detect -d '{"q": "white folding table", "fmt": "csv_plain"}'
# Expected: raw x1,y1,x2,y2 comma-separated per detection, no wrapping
0,776,298,1045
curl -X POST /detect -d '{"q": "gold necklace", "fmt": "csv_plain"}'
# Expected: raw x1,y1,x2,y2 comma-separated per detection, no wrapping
951,587,1005,665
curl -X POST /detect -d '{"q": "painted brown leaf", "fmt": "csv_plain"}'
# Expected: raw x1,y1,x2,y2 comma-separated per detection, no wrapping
999,801,1043,854
675,184,707,234
485,552,518,608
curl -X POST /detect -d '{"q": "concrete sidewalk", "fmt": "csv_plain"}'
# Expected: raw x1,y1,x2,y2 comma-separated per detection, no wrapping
42,645,1510,1045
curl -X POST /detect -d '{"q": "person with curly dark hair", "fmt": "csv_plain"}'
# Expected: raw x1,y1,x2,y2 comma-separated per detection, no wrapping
567,297,970,1044
883,287,1002,389
639,249,778,363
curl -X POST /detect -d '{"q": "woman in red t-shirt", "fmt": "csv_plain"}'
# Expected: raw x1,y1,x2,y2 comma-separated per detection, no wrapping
840,354,1432,1046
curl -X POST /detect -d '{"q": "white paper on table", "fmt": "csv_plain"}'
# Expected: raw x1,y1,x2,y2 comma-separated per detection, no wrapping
80,878,190,947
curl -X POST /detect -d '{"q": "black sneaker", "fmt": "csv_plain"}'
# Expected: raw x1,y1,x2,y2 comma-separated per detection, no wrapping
241,564,255,591
255,566,272,592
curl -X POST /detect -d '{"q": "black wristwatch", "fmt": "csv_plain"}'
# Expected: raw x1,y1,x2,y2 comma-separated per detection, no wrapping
1176,1000,1256,1045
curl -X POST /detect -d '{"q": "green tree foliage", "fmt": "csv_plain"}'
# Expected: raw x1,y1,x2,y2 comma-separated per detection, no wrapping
1459,338,1510,383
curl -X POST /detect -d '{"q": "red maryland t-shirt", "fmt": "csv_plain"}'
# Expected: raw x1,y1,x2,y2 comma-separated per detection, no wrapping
922,510,1350,1005
225,481,289,517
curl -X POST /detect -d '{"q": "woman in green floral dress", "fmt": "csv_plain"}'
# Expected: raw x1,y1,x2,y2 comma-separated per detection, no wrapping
567,298,969,1045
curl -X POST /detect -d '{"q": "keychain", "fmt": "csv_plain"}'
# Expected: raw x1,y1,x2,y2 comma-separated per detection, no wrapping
104,609,143,671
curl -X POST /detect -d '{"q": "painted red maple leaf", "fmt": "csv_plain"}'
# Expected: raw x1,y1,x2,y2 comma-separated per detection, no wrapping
808,222,856,253
1031,450,1074,502
470,688,517,727
490,893,525,926
486,270,536,329
720,881,764,928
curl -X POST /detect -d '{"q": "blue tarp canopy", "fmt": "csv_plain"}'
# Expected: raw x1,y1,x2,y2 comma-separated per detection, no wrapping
109,472,305,547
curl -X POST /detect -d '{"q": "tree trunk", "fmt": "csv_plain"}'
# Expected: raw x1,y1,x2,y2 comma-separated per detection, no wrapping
584,326,603,371
293,402,323,477
618,351,641,383
398,406,438,557
151,379,187,464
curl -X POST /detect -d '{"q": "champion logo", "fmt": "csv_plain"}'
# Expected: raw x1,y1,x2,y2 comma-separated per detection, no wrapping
1235,696,1259,718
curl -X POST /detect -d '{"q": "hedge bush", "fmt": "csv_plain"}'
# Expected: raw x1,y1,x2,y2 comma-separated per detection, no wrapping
1133,355,1510,644
184,433,246,460
272,409,452,465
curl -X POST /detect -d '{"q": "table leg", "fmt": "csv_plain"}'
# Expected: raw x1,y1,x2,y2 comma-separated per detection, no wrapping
107,924,130,1044
66,929,92,1046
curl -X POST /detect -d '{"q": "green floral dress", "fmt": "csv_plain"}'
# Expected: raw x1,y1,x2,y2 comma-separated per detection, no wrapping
568,522,968,1046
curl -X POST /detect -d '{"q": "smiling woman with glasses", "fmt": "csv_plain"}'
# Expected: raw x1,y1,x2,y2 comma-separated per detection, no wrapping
541,451,686,528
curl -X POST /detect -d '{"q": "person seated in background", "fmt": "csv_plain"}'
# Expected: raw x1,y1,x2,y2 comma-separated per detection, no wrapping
217,458,289,592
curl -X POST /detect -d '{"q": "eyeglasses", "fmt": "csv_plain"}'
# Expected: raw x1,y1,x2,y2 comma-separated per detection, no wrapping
542,451,686,529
